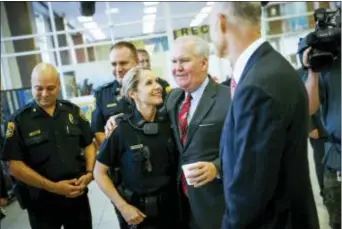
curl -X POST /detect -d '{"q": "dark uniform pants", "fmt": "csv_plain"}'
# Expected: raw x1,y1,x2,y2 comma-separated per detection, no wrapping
323,168,341,229
27,193,92,229
115,190,179,229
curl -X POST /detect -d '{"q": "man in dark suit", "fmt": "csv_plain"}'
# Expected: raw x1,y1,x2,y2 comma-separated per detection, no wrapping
165,35,230,229
210,2,319,229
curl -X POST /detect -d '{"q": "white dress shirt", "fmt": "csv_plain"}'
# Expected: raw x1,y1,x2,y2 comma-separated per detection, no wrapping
182,76,209,125
233,38,265,84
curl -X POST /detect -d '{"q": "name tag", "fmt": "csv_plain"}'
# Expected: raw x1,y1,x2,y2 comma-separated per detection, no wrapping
130,144,143,150
107,103,117,108
29,130,41,137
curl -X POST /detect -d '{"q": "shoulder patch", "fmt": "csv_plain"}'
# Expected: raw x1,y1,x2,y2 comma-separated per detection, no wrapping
6,122,15,138
165,86,172,94
79,109,89,121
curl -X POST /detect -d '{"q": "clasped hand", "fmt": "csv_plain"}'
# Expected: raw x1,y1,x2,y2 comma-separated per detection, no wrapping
53,173,93,198
185,162,218,188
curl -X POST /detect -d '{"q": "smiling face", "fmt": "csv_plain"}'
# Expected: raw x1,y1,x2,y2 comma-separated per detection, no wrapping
171,41,208,92
31,64,60,108
109,46,138,82
129,70,163,107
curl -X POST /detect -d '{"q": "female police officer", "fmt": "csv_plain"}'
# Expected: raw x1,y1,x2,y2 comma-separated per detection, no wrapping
94,67,179,229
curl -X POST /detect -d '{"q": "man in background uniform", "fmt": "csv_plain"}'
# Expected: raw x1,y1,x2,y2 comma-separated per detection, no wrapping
91,41,138,146
137,48,171,98
1,63,96,229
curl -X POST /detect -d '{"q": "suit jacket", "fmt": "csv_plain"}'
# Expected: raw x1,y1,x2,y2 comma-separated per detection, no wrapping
220,42,319,229
165,78,231,229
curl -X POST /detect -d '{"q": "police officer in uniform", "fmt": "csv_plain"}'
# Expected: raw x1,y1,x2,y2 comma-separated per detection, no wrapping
1,63,96,229
91,41,138,146
94,67,179,229
101,45,172,138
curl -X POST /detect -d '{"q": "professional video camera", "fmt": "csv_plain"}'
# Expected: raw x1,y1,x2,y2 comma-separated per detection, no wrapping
300,7,341,72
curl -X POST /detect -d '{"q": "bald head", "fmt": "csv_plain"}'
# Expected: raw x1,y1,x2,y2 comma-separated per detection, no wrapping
31,63,60,108
31,63,59,82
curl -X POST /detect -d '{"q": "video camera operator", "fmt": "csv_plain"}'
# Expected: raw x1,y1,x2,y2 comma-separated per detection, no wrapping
298,6,341,229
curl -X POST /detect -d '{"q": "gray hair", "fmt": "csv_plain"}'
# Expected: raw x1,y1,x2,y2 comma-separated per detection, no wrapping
174,35,210,59
213,2,262,27
121,66,144,104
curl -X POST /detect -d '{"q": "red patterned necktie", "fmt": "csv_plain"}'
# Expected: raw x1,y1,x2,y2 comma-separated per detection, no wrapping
231,76,237,97
178,94,192,195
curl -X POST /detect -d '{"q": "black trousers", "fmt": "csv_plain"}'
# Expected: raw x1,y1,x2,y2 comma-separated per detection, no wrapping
309,137,325,196
27,193,92,229
115,191,179,229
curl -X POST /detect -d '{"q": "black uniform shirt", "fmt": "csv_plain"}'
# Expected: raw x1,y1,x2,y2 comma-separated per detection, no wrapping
96,109,177,194
91,80,133,134
1,100,94,181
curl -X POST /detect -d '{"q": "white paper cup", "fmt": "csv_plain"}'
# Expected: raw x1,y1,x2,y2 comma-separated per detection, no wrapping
182,163,196,185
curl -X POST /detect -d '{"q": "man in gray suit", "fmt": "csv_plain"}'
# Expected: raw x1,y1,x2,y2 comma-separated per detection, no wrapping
165,35,230,229
210,2,319,229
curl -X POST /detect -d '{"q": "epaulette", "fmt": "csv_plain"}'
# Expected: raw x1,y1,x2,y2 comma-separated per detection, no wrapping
12,102,35,117
58,99,79,109
57,100,81,115
97,81,115,91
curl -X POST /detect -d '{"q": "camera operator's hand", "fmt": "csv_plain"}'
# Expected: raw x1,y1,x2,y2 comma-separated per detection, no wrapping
302,47,312,68
302,47,320,77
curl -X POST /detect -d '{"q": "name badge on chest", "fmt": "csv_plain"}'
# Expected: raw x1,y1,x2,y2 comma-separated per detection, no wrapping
130,144,144,150
29,129,41,137
107,103,117,108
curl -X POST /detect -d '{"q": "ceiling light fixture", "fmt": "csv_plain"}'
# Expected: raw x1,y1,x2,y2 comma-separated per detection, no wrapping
143,14,156,21
190,6,212,27
144,7,157,14
143,2,159,6
77,16,93,23
200,6,212,14
105,8,119,14
83,22,98,29
90,28,106,40
143,21,155,34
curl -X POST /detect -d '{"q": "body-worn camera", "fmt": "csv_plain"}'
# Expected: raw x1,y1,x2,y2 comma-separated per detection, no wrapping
300,7,341,72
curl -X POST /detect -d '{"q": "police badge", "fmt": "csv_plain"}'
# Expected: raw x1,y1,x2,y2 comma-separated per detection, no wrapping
6,122,15,138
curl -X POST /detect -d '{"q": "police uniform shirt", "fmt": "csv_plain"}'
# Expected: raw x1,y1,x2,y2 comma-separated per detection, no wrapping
96,109,176,194
91,80,133,134
318,58,341,141
1,100,94,181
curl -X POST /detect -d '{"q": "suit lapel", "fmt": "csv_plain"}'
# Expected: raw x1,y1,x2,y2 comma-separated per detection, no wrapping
184,79,217,150
168,90,184,152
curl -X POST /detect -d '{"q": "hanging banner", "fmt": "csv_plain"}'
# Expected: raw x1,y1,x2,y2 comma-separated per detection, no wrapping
173,25,211,42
